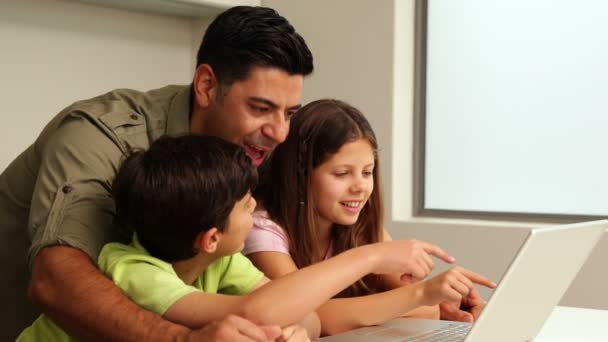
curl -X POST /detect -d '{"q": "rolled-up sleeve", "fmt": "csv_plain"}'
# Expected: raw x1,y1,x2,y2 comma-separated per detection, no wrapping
28,114,125,267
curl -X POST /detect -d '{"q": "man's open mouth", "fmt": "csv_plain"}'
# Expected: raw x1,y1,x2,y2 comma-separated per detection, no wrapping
243,142,266,166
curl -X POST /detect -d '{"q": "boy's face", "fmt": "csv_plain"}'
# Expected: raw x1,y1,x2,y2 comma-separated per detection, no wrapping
195,66,303,167
218,192,257,254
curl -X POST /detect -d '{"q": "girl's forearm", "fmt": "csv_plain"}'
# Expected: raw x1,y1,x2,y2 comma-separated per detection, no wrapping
316,284,426,336
402,305,440,320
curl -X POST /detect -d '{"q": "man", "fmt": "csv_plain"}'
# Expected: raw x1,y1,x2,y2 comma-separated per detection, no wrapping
0,6,312,341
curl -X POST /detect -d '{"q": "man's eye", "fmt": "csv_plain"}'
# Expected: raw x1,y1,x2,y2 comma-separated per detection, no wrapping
286,111,297,120
252,106,269,113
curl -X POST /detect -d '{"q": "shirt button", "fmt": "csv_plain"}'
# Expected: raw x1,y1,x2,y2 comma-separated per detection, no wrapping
62,185,74,194
130,114,139,120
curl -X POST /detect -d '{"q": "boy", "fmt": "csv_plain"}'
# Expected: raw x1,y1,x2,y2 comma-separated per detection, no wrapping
19,135,314,341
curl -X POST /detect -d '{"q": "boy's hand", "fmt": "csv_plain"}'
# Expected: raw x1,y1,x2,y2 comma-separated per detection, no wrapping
419,267,496,308
369,239,455,281
187,314,281,342
275,324,310,342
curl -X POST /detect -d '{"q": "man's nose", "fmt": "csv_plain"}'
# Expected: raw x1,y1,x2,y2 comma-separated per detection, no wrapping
261,115,289,144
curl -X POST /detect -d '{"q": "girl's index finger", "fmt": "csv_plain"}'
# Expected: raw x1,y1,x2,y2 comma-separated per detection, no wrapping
461,269,497,288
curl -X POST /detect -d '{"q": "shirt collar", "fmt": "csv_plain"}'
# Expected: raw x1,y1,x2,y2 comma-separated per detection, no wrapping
166,85,193,136
131,233,149,255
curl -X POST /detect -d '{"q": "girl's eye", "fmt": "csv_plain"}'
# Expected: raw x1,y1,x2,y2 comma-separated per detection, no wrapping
334,171,348,177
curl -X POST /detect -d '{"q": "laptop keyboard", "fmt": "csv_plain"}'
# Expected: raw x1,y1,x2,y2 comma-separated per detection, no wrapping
399,323,471,342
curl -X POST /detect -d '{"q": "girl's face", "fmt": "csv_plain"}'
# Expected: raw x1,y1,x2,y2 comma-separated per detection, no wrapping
311,138,375,231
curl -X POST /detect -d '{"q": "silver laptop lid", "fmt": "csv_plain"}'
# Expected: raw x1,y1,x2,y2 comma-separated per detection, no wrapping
318,220,607,342
464,220,606,342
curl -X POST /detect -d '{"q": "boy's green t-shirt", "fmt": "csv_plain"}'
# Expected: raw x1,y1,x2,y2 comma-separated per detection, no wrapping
18,237,264,341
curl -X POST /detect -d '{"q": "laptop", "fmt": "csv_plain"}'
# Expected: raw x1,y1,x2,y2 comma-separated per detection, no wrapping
319,220,607,342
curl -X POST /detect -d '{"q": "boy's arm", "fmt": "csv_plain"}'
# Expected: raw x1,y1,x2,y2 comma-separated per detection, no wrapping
163,246,379,328
253,278,321,338
191,315,282,342
163,292,250,328
165,290,320,339
165,242,430,330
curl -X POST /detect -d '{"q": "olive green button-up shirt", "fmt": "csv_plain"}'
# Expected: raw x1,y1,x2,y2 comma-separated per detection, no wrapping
0,84,191,340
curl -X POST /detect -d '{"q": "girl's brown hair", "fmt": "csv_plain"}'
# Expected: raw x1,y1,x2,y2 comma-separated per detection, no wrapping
256,99,384,297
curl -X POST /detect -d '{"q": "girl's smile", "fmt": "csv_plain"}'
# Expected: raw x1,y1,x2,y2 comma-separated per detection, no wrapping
311,138,375,231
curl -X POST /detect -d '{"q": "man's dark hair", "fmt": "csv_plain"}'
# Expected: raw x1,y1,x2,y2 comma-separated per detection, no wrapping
112,135,257,262
196,6,313,89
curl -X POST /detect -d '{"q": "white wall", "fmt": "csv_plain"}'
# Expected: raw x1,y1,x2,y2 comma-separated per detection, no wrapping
264,0,607,309
0,0,206,170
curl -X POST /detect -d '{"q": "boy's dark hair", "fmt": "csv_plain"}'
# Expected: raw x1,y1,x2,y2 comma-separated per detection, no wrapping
196,6,313,90
113,135,257,262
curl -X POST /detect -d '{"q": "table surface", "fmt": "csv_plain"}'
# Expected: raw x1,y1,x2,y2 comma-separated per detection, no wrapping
316,306,608,341
534,306,608,341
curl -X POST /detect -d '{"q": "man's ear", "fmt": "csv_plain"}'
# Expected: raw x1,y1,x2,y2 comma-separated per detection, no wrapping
195,227,221,254
193,64,218,108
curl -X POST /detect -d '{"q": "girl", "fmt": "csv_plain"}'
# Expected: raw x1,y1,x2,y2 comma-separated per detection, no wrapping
244,99,494,335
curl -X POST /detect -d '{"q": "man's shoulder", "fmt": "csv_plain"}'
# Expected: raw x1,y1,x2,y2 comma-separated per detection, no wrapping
67,84,187,122
38,84,190,153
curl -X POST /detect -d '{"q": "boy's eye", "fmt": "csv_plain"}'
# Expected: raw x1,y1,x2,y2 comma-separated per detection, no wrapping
363,170,373,177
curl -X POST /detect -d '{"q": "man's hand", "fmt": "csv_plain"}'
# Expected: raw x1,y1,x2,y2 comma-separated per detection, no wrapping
439,287,487,323
186,315,282,342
